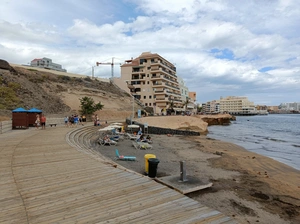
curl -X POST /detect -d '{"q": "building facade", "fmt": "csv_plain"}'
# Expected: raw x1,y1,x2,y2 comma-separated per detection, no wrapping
30,57,67,72
279,102,300,111
219,96,256,115
119,52,183,114
204,100,220,114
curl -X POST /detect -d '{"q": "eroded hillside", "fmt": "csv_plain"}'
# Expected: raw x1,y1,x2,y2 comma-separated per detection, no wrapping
0,59,142,121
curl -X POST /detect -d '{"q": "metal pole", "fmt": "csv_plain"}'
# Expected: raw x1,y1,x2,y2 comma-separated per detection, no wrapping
111,57,114,78
92,66,94,79
132,95,134,121
180,161,187,182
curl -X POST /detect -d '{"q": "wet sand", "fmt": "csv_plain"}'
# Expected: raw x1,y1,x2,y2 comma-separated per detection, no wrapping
92,133,300,224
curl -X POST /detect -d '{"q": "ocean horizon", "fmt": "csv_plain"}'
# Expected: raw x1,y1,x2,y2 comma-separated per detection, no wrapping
207,114,300,171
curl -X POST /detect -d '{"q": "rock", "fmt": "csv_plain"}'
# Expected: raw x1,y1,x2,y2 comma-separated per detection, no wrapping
0,59,11,70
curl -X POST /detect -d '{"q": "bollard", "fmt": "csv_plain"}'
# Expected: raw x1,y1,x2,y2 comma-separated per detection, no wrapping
180,161,188,182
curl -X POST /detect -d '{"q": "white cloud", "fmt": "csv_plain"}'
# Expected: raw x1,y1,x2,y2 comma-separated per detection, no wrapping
0,0,299,105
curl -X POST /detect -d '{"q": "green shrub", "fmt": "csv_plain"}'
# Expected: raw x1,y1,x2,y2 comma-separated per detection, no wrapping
0,86,20,109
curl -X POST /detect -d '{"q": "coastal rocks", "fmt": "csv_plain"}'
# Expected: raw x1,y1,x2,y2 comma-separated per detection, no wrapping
200,114,233,126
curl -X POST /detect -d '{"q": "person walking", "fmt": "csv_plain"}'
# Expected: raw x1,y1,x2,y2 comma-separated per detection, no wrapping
64,116,69,127
40,114,46,130
35,114,40,129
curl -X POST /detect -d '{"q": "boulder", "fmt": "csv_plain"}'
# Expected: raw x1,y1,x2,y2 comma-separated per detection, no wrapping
0,59,11,70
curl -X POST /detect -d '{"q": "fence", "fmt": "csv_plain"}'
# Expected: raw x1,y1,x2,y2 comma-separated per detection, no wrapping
0,120,12,134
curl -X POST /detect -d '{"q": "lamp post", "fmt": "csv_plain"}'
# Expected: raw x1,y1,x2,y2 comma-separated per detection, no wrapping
132,95,134,125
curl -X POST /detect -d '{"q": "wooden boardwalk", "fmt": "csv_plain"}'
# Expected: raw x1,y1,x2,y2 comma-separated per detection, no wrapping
0,125,237,223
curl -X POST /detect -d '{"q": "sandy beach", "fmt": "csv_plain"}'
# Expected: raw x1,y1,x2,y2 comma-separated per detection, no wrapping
93,119,300,224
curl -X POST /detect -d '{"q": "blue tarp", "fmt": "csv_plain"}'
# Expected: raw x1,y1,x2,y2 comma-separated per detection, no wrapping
27,108,42,113
12,107,28,112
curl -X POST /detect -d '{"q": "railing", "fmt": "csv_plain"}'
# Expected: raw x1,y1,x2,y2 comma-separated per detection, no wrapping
153,82,164,86
155,98,168,101
165,82,180,90
166,90,181,96
150,60,176,73
155,90,166,93
0,120,12,134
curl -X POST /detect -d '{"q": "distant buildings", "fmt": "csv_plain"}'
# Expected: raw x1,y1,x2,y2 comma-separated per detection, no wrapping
203,96,269,115
30,57,67,72
113,52,197,114
279,102,300,111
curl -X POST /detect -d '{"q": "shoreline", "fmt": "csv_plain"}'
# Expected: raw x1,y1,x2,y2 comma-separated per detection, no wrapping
93,132,300,224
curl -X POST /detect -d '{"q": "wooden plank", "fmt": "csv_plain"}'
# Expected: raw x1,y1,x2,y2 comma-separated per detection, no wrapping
0,126,236,224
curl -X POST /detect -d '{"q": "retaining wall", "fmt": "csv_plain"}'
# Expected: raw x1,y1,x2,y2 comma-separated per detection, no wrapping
0,120,12,134
126,118,200,136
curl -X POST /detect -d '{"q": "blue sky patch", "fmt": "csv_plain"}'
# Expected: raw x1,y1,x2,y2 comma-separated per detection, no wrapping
210,48,235,60
259,67,274,72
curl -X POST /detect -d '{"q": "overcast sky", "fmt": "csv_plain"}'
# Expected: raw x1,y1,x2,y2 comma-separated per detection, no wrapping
0,0,299,106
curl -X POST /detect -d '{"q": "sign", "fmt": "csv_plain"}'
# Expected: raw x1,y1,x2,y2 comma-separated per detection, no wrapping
138,109,141,118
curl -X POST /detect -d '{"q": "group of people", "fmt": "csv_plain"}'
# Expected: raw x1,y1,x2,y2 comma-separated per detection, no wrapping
35,114,46,130
137,133,152,143
64,114,85,127
93,114,101,126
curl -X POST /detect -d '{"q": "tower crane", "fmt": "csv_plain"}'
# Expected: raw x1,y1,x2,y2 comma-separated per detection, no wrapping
96,57,122,79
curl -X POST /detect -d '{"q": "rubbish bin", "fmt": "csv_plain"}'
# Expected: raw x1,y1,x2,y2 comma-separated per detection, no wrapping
144,154,156,174
148,158,160,178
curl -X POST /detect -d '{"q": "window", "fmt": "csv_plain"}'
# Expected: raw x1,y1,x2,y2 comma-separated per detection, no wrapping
145,103,148,106
147,74,149,77
144,96,146,99
147,81,149,84
149,103,152,106
149,96,152,99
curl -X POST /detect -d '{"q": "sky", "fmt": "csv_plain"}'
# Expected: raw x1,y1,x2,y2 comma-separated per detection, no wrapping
0,0,299,106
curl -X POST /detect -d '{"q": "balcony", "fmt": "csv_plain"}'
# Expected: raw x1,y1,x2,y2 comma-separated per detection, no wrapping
166,90,181,96
151,60,176,72
165,82,180,90
155,97,169,102
154,90,166,95
150,75,163,80
162,75,177,84
152,82,165,87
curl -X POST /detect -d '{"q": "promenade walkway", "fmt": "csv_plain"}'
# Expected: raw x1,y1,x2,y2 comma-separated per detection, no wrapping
0,125,236,223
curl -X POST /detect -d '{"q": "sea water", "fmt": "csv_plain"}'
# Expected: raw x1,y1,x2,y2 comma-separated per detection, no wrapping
207,114,300,171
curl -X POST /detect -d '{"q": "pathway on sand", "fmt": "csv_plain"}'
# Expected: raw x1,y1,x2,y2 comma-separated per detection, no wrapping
0,125,236,223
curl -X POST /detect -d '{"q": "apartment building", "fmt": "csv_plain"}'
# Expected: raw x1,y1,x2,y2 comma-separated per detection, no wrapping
30,57,67,72
204,100,220,114
219,96,256,114
177,77,189,103
119,52,182,114
187,92,197,112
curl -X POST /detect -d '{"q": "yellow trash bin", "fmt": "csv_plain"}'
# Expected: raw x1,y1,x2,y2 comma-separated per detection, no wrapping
144,154,156,174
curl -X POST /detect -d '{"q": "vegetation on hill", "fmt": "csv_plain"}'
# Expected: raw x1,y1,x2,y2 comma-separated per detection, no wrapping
80,96,104,116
